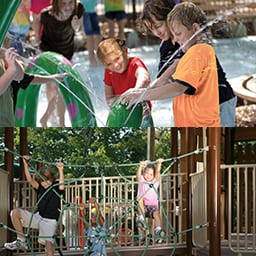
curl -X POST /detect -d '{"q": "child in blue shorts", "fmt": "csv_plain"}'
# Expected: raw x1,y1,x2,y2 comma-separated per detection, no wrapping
81,0,102,66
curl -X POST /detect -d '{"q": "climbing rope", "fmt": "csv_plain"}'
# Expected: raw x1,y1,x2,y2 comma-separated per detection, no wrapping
0,145,209,255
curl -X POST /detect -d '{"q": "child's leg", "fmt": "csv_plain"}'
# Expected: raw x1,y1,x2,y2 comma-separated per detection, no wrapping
153,210,165,243
5,209,40,250
136,199,147,242
106,18,115,38
40,82,57,127
56,92,65,127
45,241,55,256
117,18,127,41
10,208,25,240
86,35,98,66
38,217,57,254
137,198,145,219
40,95,56,127
40,83,65,127
153,210,161,229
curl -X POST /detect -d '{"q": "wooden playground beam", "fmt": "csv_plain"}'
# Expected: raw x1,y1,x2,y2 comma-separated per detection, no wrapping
19,128,28,181
4,128,14,246
208,128,221,256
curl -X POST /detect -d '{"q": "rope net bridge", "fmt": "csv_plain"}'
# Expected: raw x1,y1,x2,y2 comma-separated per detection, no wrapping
0,146,209,256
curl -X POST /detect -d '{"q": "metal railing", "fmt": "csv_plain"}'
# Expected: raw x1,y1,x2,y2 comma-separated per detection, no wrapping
221,164,256,254
191,163,256,254
191,168,208,247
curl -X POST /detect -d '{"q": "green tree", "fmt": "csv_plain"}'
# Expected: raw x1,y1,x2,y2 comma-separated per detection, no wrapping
25,128,150,177
0,128,172,178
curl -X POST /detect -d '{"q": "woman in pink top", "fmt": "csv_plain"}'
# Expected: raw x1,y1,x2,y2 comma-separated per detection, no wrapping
136,159,165,244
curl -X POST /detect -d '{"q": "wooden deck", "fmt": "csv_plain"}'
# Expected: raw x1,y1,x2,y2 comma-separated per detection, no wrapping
194,237,256,256
3,245,188,256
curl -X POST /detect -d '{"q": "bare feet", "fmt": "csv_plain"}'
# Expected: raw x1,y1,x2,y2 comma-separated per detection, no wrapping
40,116,48,127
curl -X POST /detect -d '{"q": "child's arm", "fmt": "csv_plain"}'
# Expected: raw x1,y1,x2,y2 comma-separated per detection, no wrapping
89,198,105,227
56,162,64,190
120,80,187,109
31,73,66,85
71,15,82,33
11,73,65,92
105,84,118,107
33,13,42,47
22,155,39,189
79,203,89,230
155,158,164,180
0,49,24,94
151,59,180,88
134,66,150,89
136,161,146,182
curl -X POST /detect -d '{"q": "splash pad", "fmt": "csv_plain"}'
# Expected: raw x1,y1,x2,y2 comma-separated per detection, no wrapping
0,0,98,127
2,1,256,127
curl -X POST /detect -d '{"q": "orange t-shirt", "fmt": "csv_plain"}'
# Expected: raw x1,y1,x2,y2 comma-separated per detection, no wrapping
172,43,220,127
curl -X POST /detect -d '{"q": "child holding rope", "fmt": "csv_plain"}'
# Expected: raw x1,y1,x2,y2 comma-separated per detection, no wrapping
4,155,65,256
136,158,165,244
79,198,107,256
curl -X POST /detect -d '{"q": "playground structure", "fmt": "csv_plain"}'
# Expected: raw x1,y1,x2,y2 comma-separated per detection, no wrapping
1,127,256,256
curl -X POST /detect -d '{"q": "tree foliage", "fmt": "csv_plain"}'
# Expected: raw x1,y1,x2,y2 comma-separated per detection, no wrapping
0,128,172,178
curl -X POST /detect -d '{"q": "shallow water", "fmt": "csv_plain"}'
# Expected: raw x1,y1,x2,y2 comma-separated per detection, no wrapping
37,36,256,127
213,36,256,78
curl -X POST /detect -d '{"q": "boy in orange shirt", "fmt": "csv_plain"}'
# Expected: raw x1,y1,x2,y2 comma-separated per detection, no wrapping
120,2,220,127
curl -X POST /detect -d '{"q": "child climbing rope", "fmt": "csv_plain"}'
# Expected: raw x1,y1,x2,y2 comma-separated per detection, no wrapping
136,158,166,244
79,197,107,255
4,155,65,255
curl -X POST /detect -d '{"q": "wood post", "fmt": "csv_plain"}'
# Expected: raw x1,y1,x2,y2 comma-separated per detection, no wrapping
208,128,221,256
